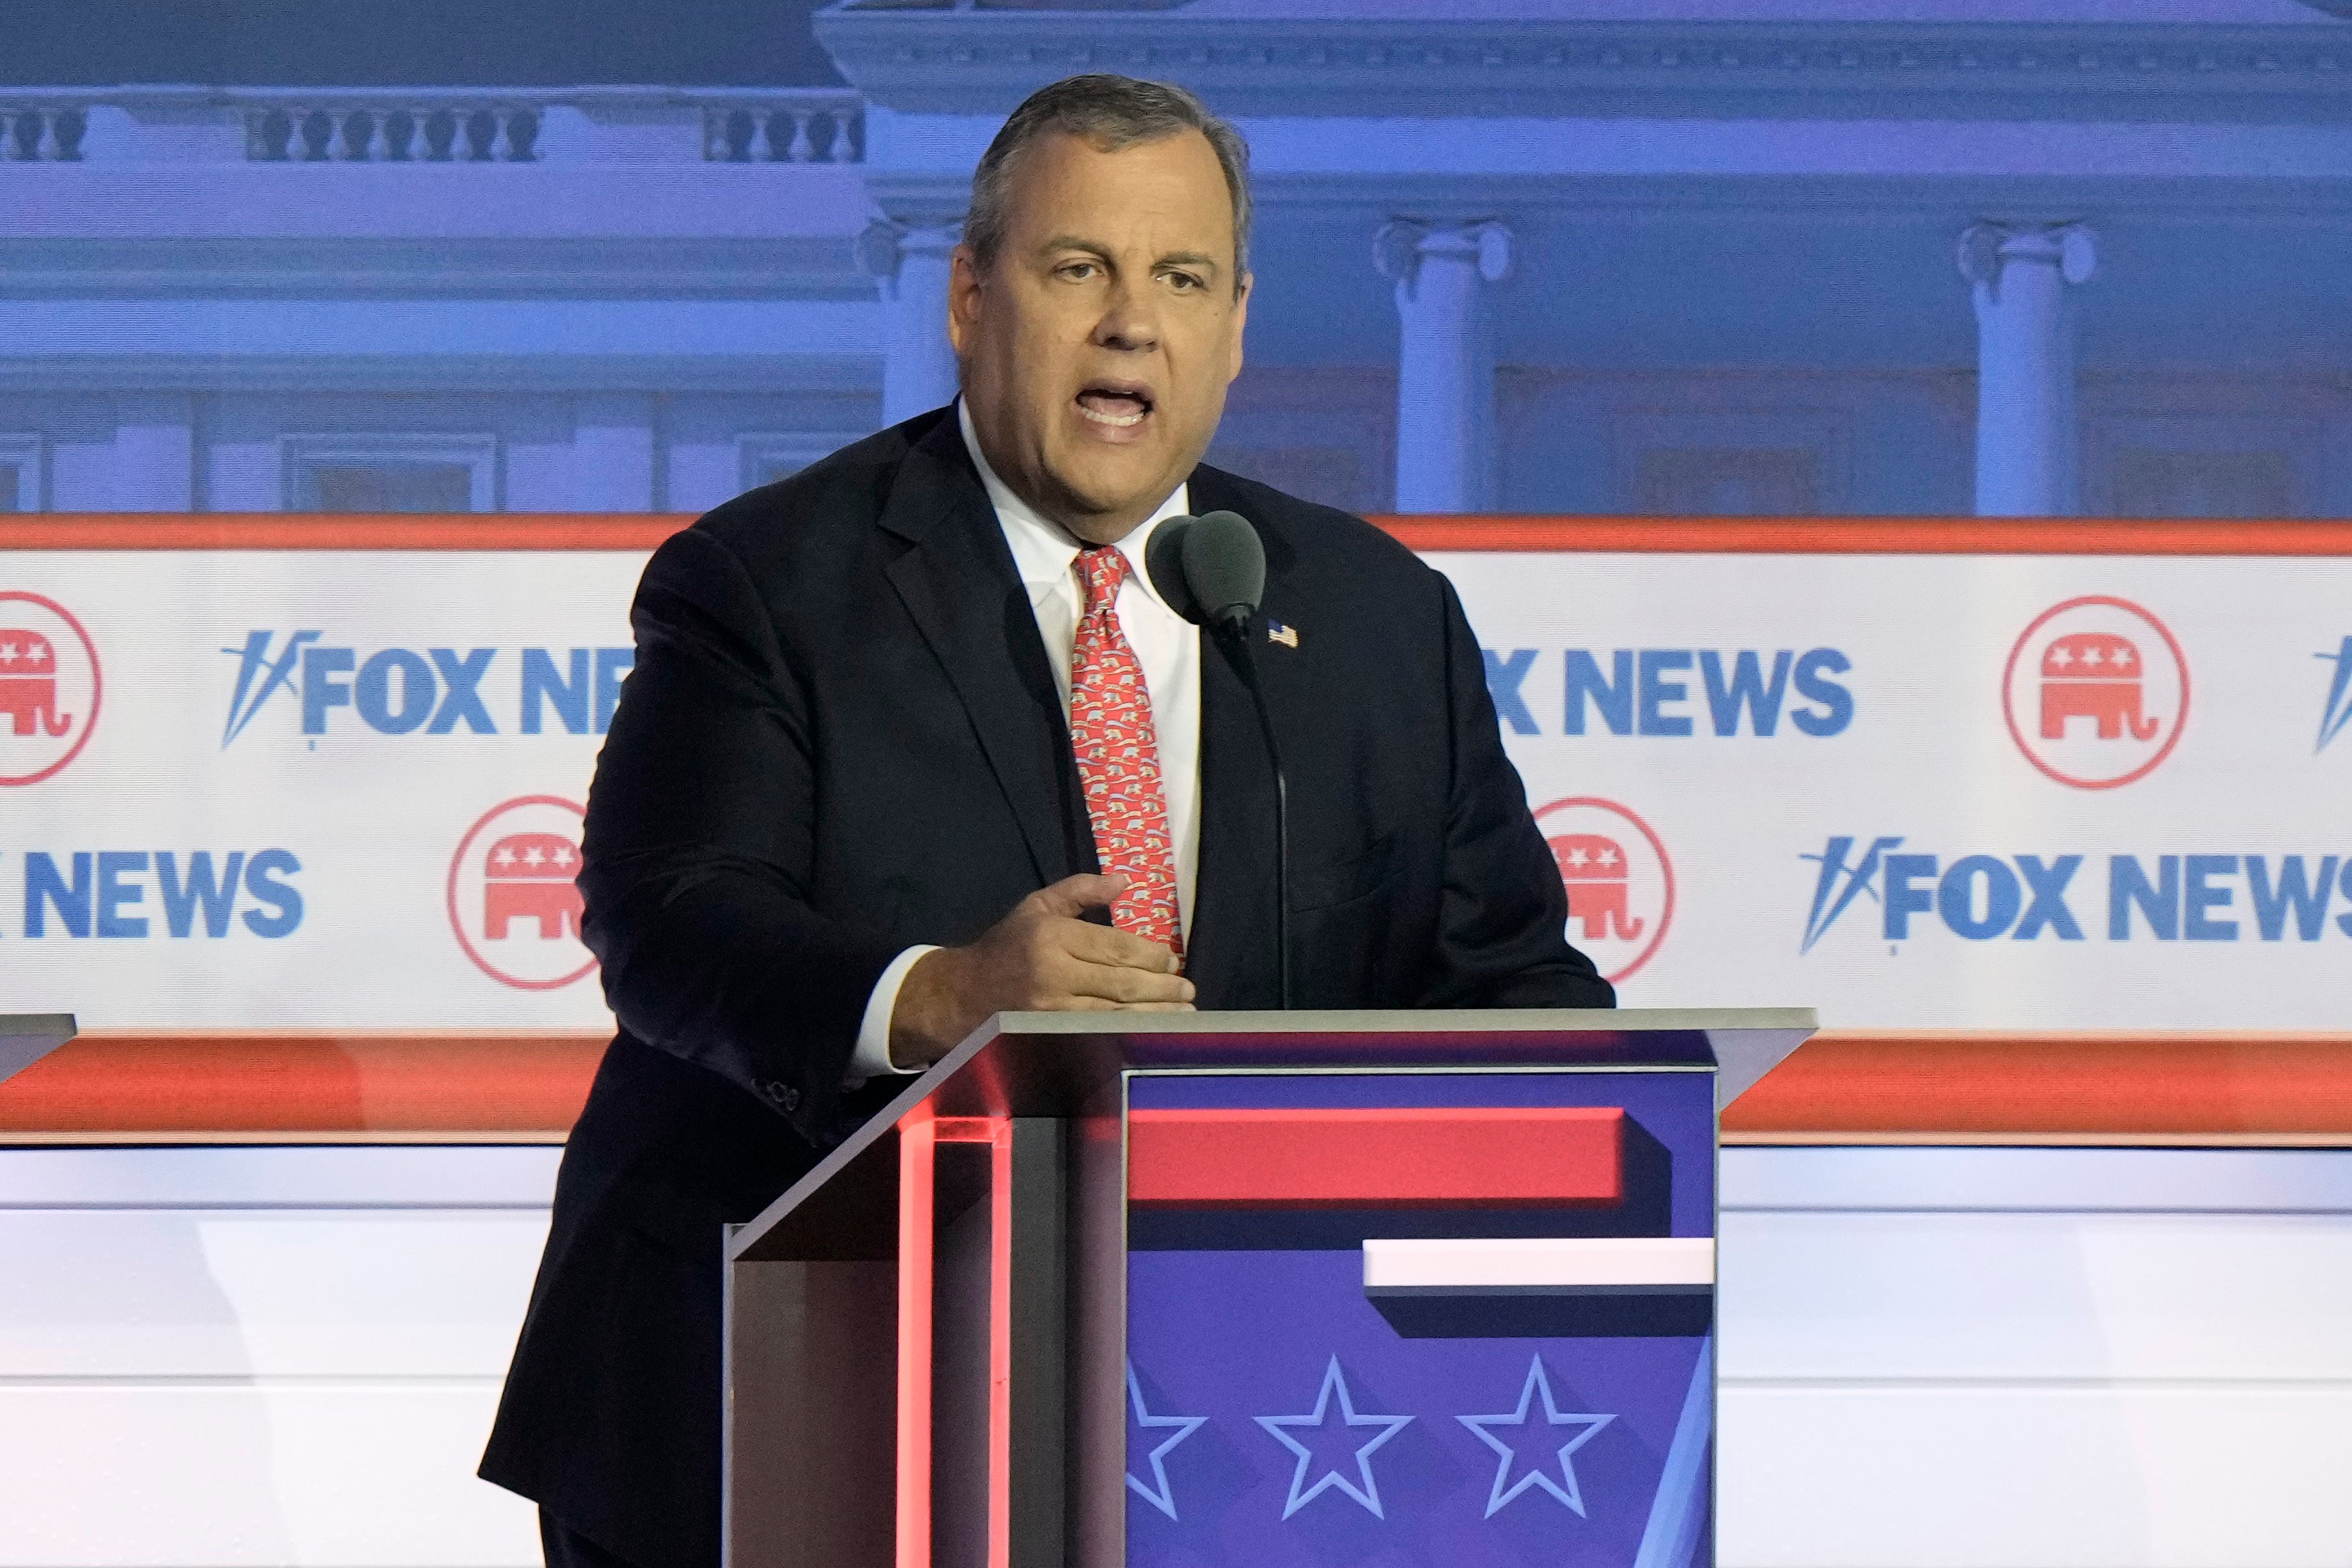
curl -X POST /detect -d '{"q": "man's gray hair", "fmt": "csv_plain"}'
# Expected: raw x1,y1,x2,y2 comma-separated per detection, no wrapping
964,74,1252,290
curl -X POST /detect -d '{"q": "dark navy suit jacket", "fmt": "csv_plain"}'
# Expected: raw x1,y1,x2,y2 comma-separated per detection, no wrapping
480,405,1611,1568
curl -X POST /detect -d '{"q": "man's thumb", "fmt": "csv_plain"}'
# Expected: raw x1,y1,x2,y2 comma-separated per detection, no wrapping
1032,873,1125,918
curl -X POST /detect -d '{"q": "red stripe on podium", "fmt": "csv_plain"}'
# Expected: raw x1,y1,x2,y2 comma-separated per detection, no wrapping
1126,1107,1624,1208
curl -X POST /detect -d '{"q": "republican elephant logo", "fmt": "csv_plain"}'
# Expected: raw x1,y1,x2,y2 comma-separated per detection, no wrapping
2003,597,2188,791
1548,832,1646,942
1530,797,1675,988
0,592,102,787
482,831,584,940
2039,632,2159,741
0,630,70,737
446,795,598,991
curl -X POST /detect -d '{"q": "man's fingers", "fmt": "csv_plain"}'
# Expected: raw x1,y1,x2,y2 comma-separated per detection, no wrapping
1060,956,1195,1005
1026,873,1126,920
1061,916,1183,974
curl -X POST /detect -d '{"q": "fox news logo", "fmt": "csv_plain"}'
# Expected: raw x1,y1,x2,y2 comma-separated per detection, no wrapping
4,849,303,939
1800,836,2352,951
1484,647,1854,738
221,632,633,745
2319,636,2352,755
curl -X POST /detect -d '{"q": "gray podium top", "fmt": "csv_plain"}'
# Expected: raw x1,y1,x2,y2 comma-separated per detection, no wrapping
0,1014,77,1086
732,1006,1814,1264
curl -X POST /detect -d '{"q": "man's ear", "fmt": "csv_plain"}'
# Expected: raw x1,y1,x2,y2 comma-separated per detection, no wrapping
946,244,983,358
1226,271,1252,383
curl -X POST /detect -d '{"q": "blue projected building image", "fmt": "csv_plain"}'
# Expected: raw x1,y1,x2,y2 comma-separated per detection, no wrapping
4,0,2347,522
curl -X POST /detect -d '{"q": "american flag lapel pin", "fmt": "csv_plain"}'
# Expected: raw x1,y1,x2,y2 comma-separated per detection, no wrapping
1267,621,1300,649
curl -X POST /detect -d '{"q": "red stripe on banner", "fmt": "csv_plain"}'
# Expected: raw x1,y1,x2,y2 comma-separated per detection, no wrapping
1722,1032,2352,1141
1376,516,2352,556
2,1032,2348,1143
2,514,2349,555
0,515,694,551
0,1033,604,1137
1126,1107,1626,1208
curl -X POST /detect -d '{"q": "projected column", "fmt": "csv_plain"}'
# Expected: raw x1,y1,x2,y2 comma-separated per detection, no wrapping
1959,221,2097,517
112,394,194,511
1378,220,1512,513
859,215,965,429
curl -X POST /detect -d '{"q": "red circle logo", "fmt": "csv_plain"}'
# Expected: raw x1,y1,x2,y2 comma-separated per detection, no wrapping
1531,795,1675,986
2002,596,2188,790
445,795,597,991
0,591,102,786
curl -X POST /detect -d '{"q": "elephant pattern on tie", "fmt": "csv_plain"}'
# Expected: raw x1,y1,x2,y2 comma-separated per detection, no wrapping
1069,545,1183,957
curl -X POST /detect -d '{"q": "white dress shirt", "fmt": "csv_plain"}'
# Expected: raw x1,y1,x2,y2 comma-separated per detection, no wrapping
846,402,1202,1079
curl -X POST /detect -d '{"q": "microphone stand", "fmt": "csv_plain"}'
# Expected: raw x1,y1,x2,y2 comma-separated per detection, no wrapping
1217,615,1290,1010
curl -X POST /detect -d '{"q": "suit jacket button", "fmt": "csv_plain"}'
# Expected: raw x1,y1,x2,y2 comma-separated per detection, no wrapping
763,1080,799,1112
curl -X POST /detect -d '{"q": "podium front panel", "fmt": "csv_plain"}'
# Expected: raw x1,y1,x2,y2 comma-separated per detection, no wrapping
1121,1066,1716,1568
725,1011,1809,1568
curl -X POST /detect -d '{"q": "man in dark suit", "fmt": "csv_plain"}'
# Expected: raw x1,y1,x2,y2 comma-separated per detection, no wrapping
482,73,1610,1568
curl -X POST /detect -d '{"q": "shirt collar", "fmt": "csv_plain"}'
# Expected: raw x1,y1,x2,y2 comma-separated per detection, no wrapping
957,398,1190,612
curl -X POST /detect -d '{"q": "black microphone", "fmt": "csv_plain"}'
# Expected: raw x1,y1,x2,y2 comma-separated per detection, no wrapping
1146,511,1291,1010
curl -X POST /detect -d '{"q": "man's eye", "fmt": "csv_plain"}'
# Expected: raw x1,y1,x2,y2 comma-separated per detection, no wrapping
1058,262,1098,281
1165,272,1203,291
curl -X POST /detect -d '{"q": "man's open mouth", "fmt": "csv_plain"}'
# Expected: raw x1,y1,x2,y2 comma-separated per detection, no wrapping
1076,382,1154,429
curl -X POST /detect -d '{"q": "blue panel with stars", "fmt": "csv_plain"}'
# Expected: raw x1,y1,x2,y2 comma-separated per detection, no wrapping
1124,1070,1713,1566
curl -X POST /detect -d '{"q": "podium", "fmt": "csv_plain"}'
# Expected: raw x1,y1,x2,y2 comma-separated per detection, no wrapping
725,1007,1813,1568
0,1014,75,1086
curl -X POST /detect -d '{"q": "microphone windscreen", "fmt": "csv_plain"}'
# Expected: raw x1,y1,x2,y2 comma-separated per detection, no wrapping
1144,514,1204,624
1181,510,1265,624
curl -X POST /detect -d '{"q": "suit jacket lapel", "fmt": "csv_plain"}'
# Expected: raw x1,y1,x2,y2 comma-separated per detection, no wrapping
1180,466,1294,1008
1187,630,1276,1006
880,413,1091,890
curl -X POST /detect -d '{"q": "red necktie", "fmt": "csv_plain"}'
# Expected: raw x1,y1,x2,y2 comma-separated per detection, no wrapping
1068,546,1183,957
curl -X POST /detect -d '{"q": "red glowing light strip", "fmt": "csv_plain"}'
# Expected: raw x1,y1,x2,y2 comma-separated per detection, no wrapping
894,1116,935,1568
988,1123,1014,1568
1126,1107,1625,1208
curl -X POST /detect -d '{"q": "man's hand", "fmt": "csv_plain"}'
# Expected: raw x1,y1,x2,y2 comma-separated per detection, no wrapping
888,874,1193,1068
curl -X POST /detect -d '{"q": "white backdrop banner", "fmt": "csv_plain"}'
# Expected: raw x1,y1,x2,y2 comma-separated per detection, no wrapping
2,545,2347,1031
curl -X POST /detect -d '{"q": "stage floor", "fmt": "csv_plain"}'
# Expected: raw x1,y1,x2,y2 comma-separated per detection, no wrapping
0,1143,2346,1566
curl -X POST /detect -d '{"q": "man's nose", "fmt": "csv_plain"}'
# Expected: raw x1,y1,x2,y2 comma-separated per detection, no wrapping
1092,280,1160,353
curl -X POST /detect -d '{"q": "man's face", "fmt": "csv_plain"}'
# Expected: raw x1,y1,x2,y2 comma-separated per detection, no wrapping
951,127,1249,543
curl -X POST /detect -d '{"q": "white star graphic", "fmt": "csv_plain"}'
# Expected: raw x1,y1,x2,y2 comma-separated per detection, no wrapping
1124,1363,1206,1521
2082,645,2105,667
521,845,545,868
1566,847,1589,868
0,643,16,665
551,845,575,868
1458,1357,1616,1518
1254,1357,1413,1520
2111,645,2134,669
493,847,517,868
25,641,47,666
1597,847,1620,868
2050,644,2075,667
